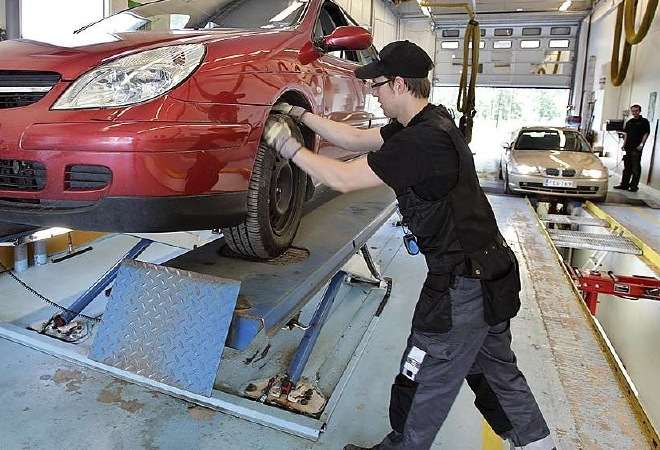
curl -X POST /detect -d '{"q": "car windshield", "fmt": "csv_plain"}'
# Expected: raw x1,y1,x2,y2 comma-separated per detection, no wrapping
76,0,308,34
514,130,591,152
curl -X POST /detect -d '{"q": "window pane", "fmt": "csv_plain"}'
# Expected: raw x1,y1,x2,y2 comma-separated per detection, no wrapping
480,28,486,37
468,41,486,49
442,29,460,38
521,40,540,49
441,41,459,49
549,39,570,48
494,28,513,36
550,26,571,35
522,27,541,36
493,40,512,49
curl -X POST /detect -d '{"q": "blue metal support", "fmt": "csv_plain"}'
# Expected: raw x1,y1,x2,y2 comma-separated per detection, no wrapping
287,270,346,384
56,238,153,325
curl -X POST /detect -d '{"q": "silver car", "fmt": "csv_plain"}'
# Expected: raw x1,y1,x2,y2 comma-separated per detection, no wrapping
500,127,608,202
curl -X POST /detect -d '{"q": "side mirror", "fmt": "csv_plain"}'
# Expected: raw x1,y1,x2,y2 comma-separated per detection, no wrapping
299,26,372,64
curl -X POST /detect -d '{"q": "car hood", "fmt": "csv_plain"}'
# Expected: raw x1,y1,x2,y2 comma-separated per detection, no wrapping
0,30,274,80
512,150,604,171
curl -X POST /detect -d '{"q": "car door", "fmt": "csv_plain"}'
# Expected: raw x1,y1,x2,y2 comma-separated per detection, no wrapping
312,1,371,161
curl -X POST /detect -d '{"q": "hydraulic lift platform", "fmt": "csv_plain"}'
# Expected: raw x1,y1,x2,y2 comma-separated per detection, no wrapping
0,186,397,440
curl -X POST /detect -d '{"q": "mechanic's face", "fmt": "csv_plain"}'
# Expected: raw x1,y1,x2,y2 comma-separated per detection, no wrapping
631,106,641,118
371,76,396,117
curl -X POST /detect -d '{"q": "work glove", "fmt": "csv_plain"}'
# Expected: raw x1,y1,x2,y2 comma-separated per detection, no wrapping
272,102,308,122
263,119,303,160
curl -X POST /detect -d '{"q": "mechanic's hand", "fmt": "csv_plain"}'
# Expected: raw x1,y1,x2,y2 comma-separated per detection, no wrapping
272,102,308,122
263,120,303,160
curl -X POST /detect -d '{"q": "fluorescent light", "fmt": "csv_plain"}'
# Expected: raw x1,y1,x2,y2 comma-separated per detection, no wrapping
417,0,431,17
559,0,572,11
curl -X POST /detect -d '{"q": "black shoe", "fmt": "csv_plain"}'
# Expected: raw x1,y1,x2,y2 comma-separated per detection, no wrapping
613,184,629,190
344,445,378,450
628,186,639,192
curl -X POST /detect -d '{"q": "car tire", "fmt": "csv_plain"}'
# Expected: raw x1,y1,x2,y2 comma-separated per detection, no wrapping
222,114,306,259
504,168,512,194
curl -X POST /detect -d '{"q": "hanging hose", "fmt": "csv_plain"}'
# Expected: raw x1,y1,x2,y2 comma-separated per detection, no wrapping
624,0,658,44
457,18,480,143
610,1,633,87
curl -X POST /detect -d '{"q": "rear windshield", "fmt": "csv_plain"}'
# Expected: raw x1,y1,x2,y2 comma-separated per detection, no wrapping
76,0,308,34
514,130,591,152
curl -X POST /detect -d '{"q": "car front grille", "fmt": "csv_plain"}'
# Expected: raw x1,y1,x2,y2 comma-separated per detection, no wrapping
65,165,112,191
519,182,600,195
0,70,60,109
0,159,47,191
562,169,576,177
545,168,560,176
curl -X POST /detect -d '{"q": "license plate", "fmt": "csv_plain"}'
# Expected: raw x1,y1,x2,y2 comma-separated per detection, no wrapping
543,178,575,188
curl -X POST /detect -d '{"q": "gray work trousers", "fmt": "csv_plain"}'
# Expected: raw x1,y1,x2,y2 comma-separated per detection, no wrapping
380,276,550,450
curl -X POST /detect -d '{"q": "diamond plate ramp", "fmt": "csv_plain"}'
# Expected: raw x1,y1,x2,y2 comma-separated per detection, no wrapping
89,259,240,396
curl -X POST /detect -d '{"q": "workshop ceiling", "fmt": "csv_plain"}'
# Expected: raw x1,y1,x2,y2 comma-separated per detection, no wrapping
394,0,592,17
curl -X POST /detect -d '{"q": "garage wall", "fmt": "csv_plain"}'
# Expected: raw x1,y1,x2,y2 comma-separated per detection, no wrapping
576,0,660,189
335,0,398,51
0,0,6,30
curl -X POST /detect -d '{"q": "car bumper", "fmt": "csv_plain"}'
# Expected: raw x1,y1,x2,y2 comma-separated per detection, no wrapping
507,173,608,198
0,192,248,232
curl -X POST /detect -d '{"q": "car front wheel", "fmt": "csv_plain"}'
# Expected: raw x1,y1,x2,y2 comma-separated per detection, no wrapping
222,114,306,259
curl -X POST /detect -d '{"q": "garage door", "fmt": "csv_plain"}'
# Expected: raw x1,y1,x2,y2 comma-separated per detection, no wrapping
434,21,579,88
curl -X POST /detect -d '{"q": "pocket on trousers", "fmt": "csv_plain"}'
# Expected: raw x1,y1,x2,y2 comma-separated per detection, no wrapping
412,275,452,333
481,258,521,326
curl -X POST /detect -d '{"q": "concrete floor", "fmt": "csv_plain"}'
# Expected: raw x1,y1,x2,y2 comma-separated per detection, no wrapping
0,192,653,449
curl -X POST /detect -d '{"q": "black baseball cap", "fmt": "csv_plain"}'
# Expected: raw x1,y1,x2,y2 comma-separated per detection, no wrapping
355,40,434,80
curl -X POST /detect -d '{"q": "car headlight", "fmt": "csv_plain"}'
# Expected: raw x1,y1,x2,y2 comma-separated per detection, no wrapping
513,164,539,175
53,44,205,110
581,169,603,178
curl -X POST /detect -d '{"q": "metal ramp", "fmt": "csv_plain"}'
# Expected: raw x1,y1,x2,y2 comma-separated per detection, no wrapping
0,185,397,440
547,229,642,255
540,214,608,227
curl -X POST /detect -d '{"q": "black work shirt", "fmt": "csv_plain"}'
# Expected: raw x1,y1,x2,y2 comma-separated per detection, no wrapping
623,116,651,150
366,104,459,200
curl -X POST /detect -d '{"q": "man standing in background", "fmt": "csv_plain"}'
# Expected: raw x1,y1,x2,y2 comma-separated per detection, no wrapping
614,104,650,192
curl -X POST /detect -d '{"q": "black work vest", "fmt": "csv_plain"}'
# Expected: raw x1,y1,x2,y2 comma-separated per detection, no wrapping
397,105,521,329
397,105,498,273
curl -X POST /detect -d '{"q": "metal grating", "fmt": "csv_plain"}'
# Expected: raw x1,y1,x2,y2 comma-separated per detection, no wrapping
0,159,47,191
547,229,641,255
64,165,112,191
541,214,608,227
89,259,241,396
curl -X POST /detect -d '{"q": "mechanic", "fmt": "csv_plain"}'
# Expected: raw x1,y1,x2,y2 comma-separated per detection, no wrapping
614,104,650,192
265,40,555,450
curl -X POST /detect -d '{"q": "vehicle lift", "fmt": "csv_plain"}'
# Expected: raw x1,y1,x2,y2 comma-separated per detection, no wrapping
566,267,660,315
0,186,397,440
539,201,659,316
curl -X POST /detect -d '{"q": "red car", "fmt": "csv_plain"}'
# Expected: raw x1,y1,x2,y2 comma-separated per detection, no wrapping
0,0,376,258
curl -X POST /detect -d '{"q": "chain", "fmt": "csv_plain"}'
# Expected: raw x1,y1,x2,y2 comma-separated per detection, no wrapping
0,260,103,323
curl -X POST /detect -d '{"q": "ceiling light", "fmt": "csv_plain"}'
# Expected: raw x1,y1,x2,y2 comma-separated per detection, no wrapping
558,0,572,11
417,0,431,17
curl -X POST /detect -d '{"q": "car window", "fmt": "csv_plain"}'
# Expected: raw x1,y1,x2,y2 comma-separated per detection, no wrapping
315,1,359,63
76,0,309,34
515,130,591,152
